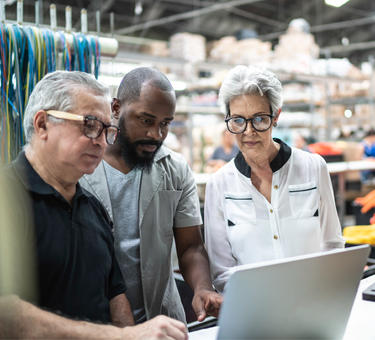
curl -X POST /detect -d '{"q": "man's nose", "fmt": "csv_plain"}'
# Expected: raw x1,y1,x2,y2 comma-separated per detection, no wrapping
93,129,108,147
146,125,162,139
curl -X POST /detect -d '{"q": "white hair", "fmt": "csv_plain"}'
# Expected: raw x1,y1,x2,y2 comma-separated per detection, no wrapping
23,71,109,143
219,65,283,116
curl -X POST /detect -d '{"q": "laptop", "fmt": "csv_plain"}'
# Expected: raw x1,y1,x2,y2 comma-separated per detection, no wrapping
216,245,370,340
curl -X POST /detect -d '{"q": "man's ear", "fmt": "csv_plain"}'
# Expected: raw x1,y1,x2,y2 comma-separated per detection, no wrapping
33,110,49,140
111,98,121,120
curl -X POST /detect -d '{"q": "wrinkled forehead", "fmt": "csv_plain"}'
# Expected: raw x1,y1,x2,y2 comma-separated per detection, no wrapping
72,88,111,122
229,94,271,115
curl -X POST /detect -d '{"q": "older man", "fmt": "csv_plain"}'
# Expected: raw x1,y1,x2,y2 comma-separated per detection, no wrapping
0,71,187,340
81,67,222,324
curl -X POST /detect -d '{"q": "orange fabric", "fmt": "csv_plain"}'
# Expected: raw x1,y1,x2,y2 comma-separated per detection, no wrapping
308,142,342,156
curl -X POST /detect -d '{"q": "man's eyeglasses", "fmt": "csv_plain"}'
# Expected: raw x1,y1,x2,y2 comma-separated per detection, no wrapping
225,114,274,134
46,110,119,145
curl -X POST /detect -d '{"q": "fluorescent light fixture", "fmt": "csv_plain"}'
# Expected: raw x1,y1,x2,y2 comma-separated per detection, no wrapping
341,37,349,46
344,109,352,118
325,0,350,7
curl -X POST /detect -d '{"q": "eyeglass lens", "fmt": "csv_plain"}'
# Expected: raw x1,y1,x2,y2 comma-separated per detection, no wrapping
227,115,272,133
83,118,118,145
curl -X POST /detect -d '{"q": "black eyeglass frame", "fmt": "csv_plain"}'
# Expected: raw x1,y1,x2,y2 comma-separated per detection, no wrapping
46,110,120,145
225,114,274,134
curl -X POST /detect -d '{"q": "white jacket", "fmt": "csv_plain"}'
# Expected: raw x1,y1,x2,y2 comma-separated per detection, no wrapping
204,139,345,292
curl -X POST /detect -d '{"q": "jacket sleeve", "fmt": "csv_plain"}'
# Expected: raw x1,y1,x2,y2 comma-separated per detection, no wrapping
204,174,237,293
173,160,202,228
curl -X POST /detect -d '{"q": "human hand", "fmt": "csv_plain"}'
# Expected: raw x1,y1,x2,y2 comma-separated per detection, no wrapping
122,315,188,340
354,190,375,211
192,289,223,322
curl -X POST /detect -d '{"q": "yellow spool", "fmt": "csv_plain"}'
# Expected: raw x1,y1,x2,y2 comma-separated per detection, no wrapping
343,225,375,245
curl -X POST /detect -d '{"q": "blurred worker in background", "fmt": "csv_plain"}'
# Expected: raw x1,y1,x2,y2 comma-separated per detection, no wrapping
293,133,311,152
206,129,239,172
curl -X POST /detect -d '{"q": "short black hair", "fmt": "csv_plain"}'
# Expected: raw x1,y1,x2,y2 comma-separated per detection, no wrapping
117,67,174,103
366,128,375,137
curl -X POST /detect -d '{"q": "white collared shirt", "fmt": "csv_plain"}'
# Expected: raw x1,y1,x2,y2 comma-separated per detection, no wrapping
204,140,345,292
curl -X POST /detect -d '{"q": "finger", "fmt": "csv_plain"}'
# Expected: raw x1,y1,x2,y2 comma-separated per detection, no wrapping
204,294,222,310
197,310,206,322
164,335,187,340
164,321,188,340
167,318,188,332
206,307,219,317
204,299,222,317
192,297,206,321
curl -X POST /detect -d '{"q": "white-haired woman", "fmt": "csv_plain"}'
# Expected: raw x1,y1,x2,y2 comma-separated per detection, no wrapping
204,66,345,292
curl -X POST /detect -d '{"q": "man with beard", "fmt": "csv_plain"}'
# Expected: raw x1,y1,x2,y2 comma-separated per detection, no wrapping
80,67,222,324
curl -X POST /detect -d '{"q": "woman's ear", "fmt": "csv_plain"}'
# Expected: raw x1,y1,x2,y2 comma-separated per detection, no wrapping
274,108,281,123
33,110,49,140
111,98,121,120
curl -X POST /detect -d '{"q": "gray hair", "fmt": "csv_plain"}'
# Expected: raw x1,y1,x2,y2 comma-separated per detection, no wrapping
24,71,110,143
219,65,283,116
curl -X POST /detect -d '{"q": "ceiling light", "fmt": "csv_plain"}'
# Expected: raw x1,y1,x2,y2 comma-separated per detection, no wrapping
135,1,143,15
325,0,350,8
344,109,352,118
341,37,349,46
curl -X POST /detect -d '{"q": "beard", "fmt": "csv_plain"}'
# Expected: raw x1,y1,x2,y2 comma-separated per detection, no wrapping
117,117,162,172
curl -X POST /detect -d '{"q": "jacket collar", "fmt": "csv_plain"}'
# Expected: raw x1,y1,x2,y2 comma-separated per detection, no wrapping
154,145,171,162
234,138,291,178
81,161,114,220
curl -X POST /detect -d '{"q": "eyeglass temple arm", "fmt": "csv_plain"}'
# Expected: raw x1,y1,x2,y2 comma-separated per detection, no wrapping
46,110,84,121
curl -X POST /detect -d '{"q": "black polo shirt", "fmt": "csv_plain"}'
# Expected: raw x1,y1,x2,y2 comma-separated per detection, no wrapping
3,152,126,323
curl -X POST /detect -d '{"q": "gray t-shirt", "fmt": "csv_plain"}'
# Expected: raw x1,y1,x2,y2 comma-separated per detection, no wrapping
103,161,146,323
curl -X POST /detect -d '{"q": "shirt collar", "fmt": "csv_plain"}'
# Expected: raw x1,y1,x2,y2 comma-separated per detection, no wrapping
12,151,86,199
234,138,292,178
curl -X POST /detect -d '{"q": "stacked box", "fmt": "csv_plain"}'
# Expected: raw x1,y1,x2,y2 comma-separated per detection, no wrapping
275,31,319,59
141,41,169,57
208,36,272,65
273,25,319,73
169,32,206,62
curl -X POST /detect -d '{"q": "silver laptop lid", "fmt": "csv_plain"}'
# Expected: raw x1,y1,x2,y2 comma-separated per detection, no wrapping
217,245,370,340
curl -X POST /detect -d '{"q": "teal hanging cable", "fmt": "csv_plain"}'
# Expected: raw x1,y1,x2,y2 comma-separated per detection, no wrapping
0,24,103,162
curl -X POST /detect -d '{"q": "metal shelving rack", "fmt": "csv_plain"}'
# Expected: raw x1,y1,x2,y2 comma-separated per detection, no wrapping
99,50,375,162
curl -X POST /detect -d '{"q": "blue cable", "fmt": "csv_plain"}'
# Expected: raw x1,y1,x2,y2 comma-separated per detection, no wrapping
0,23,103,161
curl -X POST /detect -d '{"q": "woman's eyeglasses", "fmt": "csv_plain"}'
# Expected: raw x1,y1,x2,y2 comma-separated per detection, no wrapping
46,110,119,145
225,114,273,134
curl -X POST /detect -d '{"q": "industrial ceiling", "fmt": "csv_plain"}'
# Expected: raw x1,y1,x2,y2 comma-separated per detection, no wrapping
3,0,375,66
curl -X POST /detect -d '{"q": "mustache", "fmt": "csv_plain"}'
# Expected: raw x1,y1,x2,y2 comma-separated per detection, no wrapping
134,140,162,147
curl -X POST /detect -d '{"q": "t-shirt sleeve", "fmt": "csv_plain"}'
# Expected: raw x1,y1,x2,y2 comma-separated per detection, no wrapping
108,255,127,300
91,197,127,300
